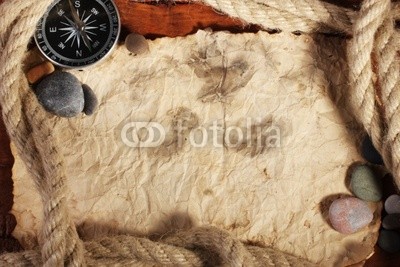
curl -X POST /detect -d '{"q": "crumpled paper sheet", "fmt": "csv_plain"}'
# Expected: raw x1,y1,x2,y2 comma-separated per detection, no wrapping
11,30,381,266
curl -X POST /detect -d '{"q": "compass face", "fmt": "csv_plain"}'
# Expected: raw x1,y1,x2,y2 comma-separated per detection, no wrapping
35,0,120,68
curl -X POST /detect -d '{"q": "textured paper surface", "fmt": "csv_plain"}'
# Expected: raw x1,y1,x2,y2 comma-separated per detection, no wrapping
12,30,381,266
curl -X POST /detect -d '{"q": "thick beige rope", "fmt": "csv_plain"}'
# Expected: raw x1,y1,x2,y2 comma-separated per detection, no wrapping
0,1,85,266
347,0,388,150
0,0,399,266
0,229,316,266
347,0,400,189
375,5,400,189
203,0,356,35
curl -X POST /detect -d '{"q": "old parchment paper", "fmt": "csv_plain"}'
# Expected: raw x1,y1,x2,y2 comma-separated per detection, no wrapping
12,31,381,266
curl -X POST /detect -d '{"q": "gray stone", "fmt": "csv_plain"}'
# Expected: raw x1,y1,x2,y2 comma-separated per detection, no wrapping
82,84,98,116
35,71,84,117
382,214,400,230
350,165,382,202
385,194,400,214
125,33,149,55
378,229,400,253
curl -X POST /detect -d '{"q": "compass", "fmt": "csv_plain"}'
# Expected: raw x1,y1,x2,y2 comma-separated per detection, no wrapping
34,0,121,68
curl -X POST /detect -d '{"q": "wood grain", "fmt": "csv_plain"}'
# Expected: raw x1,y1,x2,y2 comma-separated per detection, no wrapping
1,0,400,265
114,0,260,39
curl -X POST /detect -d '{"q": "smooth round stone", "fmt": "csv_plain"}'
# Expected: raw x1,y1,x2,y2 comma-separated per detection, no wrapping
350,165,382,202
125,33,149,55
361,135,383,165
382,214,400,230
378,230,400,253
82,84,98,116
329,197,373,234
35,71,84,117
385,194,400,214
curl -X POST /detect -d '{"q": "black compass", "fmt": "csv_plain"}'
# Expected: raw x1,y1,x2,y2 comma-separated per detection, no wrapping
35,0,120,68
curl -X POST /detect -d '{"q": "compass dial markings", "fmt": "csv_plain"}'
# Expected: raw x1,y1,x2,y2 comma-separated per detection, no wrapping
35,0,120,68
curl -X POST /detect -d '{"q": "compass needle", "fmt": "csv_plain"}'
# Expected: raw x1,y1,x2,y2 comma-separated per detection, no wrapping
84,26,98,30
86,19,97,26
85,30,97,36
60,21,71,27
83,14,92,23
71,34,76,47
81,31,92,52
65,31,76,43
63,15,76,27
34,0,120,68
60,32,70,37
77,32,81,48
59,27,75,31
68,0,81,26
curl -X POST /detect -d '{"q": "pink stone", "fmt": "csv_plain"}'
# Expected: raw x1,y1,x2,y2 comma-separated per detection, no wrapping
329,197,373,234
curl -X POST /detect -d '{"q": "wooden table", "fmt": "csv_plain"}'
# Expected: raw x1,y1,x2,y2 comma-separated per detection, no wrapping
1,0,399,265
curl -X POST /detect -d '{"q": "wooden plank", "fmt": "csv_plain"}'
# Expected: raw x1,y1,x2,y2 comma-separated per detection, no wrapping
114,0,259,39
113,0,362,39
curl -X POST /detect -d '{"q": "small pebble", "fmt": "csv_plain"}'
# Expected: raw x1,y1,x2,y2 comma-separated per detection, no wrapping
329,197,373,234
125,33,149,55
82,84,98,116
378,229,400,253
382,214,400,230
35,71,84,117
26,61,55,84
361,135,383,165
385,194,400,214
350,164,382,202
